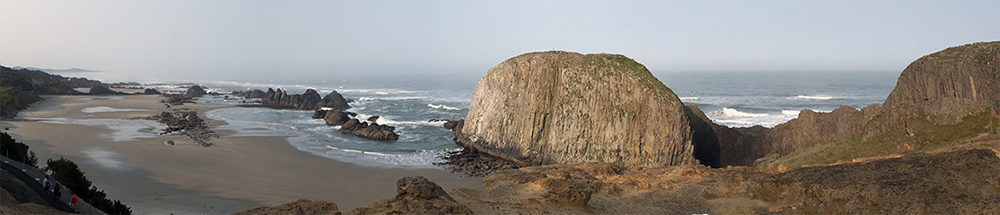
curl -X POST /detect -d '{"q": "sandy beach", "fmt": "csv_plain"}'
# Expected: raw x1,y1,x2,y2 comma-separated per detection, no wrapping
1,95,482,214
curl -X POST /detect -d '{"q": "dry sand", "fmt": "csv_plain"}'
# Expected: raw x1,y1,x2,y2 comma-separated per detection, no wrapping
1,95,482,214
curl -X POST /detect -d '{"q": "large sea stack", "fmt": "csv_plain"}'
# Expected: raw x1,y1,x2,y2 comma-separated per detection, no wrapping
458,51,695,167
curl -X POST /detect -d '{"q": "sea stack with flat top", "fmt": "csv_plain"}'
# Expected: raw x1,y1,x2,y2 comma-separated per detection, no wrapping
457,51,695,167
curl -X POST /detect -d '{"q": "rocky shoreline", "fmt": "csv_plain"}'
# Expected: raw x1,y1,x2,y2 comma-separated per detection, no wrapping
235,43,1000,214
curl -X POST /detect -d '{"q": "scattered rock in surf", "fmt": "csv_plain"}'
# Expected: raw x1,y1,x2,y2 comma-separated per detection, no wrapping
232,88,350,110
312,109,355,126
366,115,380,123
340,119,399,141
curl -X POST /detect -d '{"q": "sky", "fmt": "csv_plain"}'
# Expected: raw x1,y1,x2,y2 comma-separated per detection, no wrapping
1,0,998,82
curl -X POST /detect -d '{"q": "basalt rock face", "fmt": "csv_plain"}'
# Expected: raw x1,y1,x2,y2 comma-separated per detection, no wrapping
885,41,1000,109
240,88,351,110
762,105,881,156
88,85,120,95
684,105,767,167
458,51,694,167
753,41,1000,169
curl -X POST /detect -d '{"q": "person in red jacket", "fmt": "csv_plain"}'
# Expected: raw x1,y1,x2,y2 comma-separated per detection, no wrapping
71,194,79,206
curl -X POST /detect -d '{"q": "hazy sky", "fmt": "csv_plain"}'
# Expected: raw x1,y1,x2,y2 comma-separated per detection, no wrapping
1,0,997,82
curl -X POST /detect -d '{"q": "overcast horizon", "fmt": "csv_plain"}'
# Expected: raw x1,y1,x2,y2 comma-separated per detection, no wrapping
1,0,997,82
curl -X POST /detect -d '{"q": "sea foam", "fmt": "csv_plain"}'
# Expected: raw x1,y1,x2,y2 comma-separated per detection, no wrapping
81,106,155,113
794,95,837,100
427,103,463,110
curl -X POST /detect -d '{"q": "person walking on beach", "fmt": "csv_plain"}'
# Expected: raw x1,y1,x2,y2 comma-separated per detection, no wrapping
42,177,51,192
53,181,61,200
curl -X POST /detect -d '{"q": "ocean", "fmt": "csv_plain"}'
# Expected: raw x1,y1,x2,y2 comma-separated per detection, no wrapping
176,71,899,168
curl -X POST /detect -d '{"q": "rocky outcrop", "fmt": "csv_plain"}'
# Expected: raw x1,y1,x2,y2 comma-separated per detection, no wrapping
311,108,398,141
709,149,1000,214
88,85,120,95
450,148,1000,214
234,88,350,111
186,85,207,97
762,105,880,155
138,111,218,147
232,89,265,98
346,176,473,215
340,119,399,141
35,80,83,95
232,199,341,215
435,146,524,177
751,41,1000,169
143,88,160,94
885,41,1000,108
312,109,356,126
458,51,694,167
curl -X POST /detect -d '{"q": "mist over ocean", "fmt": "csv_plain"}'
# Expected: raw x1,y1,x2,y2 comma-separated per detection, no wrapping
167,70,899,167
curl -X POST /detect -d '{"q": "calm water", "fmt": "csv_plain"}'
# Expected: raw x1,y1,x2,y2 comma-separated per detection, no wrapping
185,71,898,167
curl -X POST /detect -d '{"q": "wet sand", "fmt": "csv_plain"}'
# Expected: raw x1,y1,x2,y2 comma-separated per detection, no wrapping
1,95,482,214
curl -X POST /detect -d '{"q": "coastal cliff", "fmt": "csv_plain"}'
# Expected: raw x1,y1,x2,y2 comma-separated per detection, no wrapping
885,41,1000,108
458,51,695,167
234,43,1000,214
754,41,1000,169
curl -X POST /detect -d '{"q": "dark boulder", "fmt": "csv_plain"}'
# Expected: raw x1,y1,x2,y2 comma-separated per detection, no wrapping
186,85,207,97
144,88,161,94
88,85,119,95
231,89,266,98
340,119,399,141
312,109,355,126
319,91,351,111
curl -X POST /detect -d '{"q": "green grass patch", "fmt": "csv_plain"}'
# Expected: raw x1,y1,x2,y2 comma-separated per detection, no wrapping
580,54,681,105
769,109,999,170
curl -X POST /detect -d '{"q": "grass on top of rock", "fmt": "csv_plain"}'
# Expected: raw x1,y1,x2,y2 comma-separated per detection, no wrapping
580,54,681,105
762,109,1000,170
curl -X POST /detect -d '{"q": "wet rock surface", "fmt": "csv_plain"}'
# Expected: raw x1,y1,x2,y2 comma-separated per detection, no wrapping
339,119,398,141
312,109,355,126
232,88,350,110
435,147,523,177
